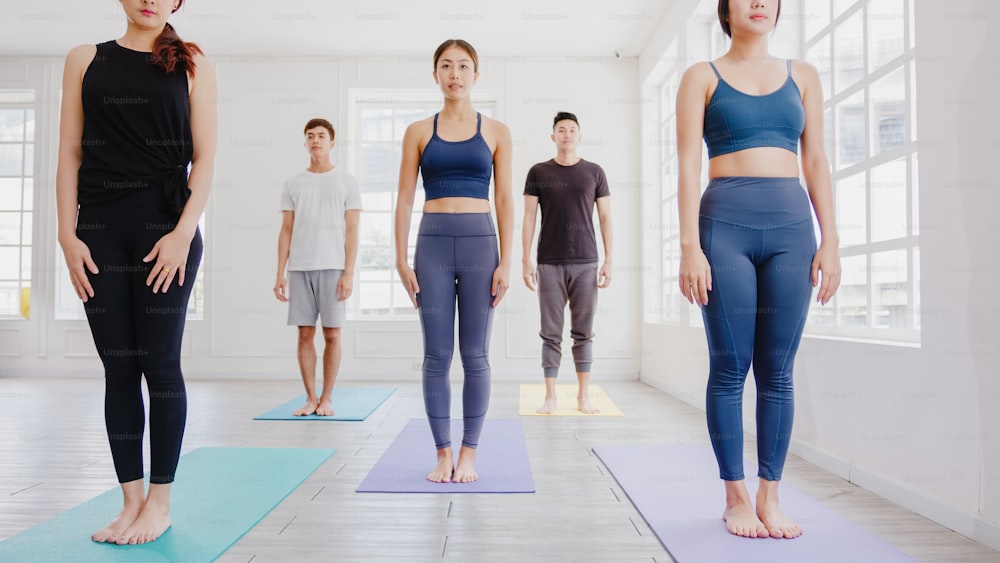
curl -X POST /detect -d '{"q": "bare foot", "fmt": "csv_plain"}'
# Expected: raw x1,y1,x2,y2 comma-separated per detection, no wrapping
293,399,318,416
757,504,801,538
452,446,478,483
315,400,335,416
577,394,600,414
427,448,453,483
723,501,769,538
91,504,141,543
536,397,557,414
115,504,171,545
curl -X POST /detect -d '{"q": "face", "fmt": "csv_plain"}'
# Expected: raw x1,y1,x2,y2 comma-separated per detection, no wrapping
304,127,333,155
433,46,478,99
551,120,581,151
119,0,179,30
726,0,779,36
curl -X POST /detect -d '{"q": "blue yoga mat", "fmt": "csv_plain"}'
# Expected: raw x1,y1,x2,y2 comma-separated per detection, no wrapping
253,386,395,421
356,418,535,493
0,447,335,563
593,444,916,563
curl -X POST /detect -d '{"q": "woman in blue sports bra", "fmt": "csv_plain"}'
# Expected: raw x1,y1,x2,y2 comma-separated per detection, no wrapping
676,0,841,539
394,39,514,484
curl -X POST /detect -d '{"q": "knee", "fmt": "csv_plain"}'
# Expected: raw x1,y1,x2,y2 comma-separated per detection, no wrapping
298,327,316,345
323,328,340,346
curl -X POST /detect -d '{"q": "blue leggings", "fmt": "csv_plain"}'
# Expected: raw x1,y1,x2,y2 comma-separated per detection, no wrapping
699,177,816,481
415,213,498,449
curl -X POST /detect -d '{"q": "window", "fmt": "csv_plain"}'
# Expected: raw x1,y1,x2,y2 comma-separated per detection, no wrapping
804,0,919,341
348,90,496,319
0,91,35,319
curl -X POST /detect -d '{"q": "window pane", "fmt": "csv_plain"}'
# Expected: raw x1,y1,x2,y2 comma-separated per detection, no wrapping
834,0,858,19
361,191,392,213
870,67,905,157
910,155,919,236
870,158,907,242
834,10,864,94
807,37,832,97
804,1,830,40
0,177,20,210
836,90,866,169
360,143,398,195
25,110,34,142
0,110,25,141
867,0,905,70
396,109,429,139
838,255,868,327
908,61,917,142
0,144,23,175
912,247,920,329
0,281,19,316
23,177,32,211
359,282,392,315
872,249,908,328
0,211,20,244
0,246,18,279
22,211,31,245
21,246,30,279
24,143,32,174
361,109,393,141
837,171,867,246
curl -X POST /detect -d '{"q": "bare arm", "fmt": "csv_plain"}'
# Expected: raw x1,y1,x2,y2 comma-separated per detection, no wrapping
676,63,712,305
338,208,361,301
797,60,841,304
394,122,423,307
596,195,613,288
521,194,539,290
491,121,514,307
56,45,98,301
145,53,218,292
274,211,294,301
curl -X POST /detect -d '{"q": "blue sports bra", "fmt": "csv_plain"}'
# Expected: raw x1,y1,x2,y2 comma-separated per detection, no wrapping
703,60,805,159
420,113,493,201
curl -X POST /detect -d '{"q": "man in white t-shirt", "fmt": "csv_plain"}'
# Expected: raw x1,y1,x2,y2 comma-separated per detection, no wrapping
274,118,362,416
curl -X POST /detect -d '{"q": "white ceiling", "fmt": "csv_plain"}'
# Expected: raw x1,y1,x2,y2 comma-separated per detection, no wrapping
1,1,673,58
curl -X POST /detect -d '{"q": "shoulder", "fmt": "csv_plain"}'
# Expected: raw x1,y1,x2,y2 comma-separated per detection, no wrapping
405,116,433,136
680,61,716,85
789,59,821,94
191,52,215,75
65,44,98,72
481,115,511,140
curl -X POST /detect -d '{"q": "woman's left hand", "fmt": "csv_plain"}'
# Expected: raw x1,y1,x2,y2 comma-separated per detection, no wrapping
144,230,193,293
491,264,510,308
811,242,842,305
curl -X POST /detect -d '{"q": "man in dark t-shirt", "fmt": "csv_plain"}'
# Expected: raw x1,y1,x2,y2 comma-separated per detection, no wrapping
522,111,613,414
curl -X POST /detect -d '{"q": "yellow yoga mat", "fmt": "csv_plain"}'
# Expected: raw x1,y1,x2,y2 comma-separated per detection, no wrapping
518,384,624,416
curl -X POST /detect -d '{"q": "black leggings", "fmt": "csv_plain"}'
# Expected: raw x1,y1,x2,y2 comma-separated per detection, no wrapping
77,188,202,484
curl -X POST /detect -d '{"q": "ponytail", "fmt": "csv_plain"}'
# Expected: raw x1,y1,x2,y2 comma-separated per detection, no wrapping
151,22,203,74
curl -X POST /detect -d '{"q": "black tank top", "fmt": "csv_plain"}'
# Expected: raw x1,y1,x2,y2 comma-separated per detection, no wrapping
78,40,192,212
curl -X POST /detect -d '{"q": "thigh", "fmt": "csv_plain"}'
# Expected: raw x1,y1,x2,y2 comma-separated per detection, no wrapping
566,263,598,328
317,269,346,328
700,217,757,373
415,235,457,348
287,271,319,327
455,234,498,354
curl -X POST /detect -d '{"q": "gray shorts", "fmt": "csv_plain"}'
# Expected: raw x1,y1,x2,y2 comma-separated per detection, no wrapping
287,269,346,328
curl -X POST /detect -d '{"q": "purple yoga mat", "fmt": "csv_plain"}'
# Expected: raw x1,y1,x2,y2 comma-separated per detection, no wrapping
356,418,535,493
592,444,916,563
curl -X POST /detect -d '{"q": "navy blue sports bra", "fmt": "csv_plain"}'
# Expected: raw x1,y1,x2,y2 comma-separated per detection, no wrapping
420,113,493,201
703,60,805,159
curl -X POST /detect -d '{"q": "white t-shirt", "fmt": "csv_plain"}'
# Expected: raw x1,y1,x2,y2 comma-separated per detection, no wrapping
280,167,362,271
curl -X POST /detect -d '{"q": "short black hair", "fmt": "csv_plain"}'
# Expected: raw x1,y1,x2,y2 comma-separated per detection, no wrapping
553,111,579,129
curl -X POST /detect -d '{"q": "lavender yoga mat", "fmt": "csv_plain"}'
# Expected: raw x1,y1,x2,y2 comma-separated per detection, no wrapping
592,444,916,563
356,418,535,493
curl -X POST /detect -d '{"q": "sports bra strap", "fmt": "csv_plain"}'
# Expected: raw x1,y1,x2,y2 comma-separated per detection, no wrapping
708,62,723,80
476,112,482,133
433,113,439,135
786,59,792,76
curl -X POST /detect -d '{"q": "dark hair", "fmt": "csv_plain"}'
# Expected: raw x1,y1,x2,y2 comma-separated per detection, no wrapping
303,118,335,141
717,0,781,37
433,39,480,72
151,1,202,74
552,111,579,129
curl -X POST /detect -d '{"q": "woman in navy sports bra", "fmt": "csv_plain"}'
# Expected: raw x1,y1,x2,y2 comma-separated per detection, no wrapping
394,39,514,484
676,0,841,539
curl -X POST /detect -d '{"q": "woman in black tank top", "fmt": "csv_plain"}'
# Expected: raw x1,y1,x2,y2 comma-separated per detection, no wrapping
55,0,217,546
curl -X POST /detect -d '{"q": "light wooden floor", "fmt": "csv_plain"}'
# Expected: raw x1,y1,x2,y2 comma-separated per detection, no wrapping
0,377,997,562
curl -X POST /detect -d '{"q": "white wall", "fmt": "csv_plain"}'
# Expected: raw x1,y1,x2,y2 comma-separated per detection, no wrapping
0,53,642,382
639,0,1000,550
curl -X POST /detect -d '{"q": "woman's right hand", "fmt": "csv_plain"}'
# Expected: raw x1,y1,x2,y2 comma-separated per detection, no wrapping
679,249,711,306
60,235,98,302
397,264,420,308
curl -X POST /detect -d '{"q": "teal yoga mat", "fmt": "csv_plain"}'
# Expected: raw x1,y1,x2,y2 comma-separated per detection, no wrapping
253,387,396,421
0,447,335,563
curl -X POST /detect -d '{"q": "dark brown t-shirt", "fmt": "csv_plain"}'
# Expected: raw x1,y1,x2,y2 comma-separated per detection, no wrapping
523,158,610,265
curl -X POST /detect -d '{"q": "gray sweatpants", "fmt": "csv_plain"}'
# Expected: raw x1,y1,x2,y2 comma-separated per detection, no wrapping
536,262,598,377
